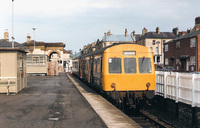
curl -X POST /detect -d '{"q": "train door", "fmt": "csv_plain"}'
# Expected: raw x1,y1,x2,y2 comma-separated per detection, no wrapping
90,56,94,84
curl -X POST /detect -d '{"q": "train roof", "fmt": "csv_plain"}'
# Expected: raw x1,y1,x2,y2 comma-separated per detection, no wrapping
81,42,137,58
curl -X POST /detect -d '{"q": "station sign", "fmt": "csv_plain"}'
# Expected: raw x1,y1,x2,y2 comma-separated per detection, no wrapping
123,51,136,56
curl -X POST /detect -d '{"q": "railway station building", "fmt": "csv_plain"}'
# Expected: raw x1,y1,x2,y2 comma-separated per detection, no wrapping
164,17,200,72
0,33,27,94
22,34,72,75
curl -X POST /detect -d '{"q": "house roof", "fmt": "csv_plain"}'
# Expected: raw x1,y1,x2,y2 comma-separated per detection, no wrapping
23,40,65,47
102,35,134,42
166,29,200,44
136,32,177,41
0,39,27,50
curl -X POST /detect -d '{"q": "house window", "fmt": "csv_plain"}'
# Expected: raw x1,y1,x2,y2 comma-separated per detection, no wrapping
152,40,156,45
176,41,180,49
104,43,106,47
156,47,159,54
165,44,168,52
165,58,169,65
190,38,196,47
190,56,196,65
176,58,180,65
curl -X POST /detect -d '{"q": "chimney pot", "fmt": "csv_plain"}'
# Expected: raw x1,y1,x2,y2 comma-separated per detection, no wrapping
156,27,160,34
142,27,147,35
27,33,31,43
4,29,9,41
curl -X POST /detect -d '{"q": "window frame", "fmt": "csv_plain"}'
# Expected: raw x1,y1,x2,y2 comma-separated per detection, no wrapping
108,58,122,74
165,44,168,52
124,58,137,74
138,57,152,73
190,38,196,48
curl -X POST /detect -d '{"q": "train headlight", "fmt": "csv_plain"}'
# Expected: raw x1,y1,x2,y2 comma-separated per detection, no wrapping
146,82,150,90
111,83,116,90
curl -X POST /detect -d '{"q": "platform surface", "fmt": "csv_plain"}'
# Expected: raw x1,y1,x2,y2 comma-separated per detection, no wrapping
0,73,107,128
67,74,142,128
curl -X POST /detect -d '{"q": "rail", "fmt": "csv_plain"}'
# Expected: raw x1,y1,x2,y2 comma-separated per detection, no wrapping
0,77,16,95
155,71,200,107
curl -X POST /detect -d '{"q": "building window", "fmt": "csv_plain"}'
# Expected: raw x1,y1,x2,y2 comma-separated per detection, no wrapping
165,44,168,52
176,58,180,65
150,47,153,50
152,40,156,45
176,42,180,49
32,56,39,64
177,66,179,70
190,56,196,65
104,43,106,47
190,38,196,47
165,58,169,65
156,47,159,54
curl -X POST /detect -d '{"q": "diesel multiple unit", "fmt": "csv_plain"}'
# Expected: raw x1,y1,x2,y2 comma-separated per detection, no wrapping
72,43,155,106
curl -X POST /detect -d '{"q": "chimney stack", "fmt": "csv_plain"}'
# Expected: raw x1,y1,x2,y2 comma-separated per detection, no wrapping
194,16,200,31
125,28,128,37
27,33,31,43
156,27,160,34
142,27,147,35
107,30,112,37
172,27,179,35
4,29,9,41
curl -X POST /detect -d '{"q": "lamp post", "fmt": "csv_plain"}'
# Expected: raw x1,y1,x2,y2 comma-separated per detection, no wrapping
12,0,14,49
32,28,36,49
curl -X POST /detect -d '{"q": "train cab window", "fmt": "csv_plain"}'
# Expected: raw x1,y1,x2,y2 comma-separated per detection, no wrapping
109,58,121,73
139,58,152,73
124,58,136,73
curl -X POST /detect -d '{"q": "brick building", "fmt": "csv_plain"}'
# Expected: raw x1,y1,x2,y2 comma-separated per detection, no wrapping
164,17,200,72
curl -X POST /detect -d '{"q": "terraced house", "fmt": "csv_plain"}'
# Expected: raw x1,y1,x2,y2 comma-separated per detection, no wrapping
164,17,200,72
136,27,180,65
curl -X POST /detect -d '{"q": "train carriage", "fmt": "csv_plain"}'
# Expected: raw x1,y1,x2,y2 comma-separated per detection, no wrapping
73,43,155,105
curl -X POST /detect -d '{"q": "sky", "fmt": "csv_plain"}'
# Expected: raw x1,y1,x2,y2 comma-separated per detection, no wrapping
0,0,200,53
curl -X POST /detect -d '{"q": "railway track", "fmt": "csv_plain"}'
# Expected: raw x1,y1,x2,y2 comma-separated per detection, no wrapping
75,76,177,128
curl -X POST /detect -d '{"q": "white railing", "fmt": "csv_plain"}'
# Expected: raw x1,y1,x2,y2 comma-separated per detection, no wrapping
155,71,200,107
0,77,16,95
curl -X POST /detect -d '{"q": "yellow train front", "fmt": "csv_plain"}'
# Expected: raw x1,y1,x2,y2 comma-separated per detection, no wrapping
78,43,155,106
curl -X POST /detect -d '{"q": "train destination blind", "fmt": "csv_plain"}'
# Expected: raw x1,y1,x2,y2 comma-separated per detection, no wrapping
123,51,136,56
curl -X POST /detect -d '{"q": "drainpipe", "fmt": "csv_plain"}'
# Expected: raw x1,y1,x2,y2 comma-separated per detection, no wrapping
196,37,198,71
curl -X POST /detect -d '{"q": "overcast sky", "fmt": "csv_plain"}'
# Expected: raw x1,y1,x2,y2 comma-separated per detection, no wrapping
0,0,200,52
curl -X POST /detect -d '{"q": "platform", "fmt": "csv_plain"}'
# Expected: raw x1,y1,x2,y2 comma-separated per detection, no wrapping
67,74,141,128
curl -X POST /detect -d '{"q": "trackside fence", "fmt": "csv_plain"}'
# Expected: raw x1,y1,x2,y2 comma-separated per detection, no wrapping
155,71,200,107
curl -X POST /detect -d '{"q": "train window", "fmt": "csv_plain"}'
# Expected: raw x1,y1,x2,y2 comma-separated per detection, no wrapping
124,58,136,73
109,58,121,73
139,58,152,73
97,59,101,73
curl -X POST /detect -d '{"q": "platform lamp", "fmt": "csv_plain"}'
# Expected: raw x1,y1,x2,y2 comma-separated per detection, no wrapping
12,0,14,49
32,28,36,49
